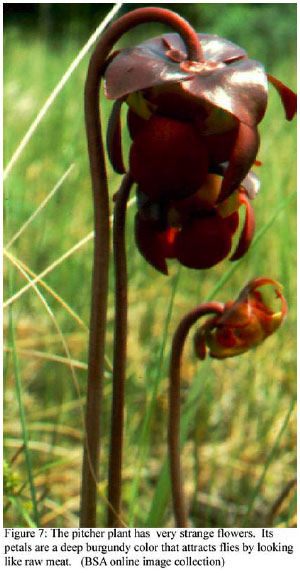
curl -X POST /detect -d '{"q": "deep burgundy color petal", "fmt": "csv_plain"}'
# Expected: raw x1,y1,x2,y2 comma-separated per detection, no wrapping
104,44,194,100
174,213,233,269
129,114,209,199
218,122,259,202
104,33,247,100
224,210,239,235
106,99,126,174
182,58,268,126
267,73,297,121
135,214,170,275
230,194,255,261
202,127,239,167
127,108,148,139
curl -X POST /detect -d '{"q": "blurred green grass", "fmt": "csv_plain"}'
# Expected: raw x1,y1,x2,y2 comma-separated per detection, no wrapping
3,5,296,528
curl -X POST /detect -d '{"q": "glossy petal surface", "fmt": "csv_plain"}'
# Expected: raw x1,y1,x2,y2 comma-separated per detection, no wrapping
104,41,194,100
104,34,248,100
182,57,268,126
104,32,268,128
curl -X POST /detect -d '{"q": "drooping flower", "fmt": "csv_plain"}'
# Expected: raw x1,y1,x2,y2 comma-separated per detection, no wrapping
104,31,296,273
134,170,258,274
104,32,296,201
193,278,287,359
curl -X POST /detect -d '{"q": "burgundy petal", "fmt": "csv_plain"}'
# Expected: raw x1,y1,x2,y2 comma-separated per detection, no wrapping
198,34,247,62
224,211,240,235
104,44,194,100
182,58,268,126
230,194,255,261
129,114,209,199
267,73,297,121
174,213,233,269
127,108,148,139
106,99,126,174
218,122,259,202
202,127,239,166
104,33,248,101
135,214,170,275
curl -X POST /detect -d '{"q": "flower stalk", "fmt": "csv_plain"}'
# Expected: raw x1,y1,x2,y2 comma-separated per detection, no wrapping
168,279,287,527
107,172,134,527
168,303,224,527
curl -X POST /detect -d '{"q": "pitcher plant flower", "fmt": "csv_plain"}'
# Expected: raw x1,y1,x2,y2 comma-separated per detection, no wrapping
194,277,287,359
81,4,296,529
168,278,287,527
105,32,296,204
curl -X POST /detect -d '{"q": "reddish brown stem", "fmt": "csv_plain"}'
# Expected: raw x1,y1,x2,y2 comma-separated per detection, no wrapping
107,173,134,527
169,303,224,527
80,7,203,527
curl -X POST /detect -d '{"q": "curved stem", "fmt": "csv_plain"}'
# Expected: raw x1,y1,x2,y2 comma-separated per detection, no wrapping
168,302,224,527
107,173,134,527
80,7,203,527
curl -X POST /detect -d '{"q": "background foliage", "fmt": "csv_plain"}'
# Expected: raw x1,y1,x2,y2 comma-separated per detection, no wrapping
3,3,297,527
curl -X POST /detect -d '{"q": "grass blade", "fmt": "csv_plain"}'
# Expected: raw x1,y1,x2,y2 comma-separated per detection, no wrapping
4,250,85,405
7,497,38,528
8,302,40,526
4,248,89,332
5,164,75,249
4,346,88,372
128,268,181,525
241,396,296,525
3,3,123,180
3,233,94,308
3,198,136,309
